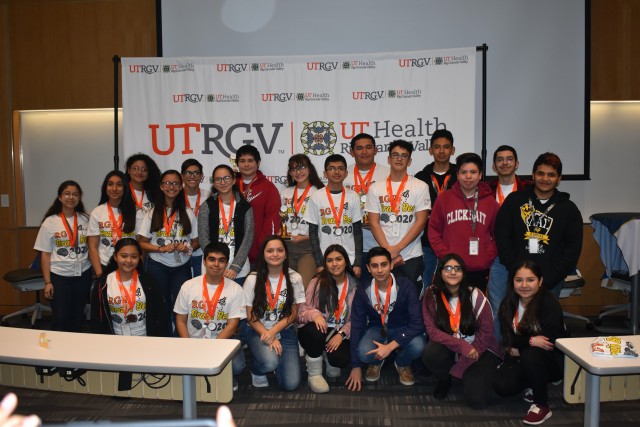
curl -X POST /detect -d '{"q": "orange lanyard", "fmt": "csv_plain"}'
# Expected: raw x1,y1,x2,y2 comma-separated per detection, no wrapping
219,196,235,235
202,275,225,320
497,182,517,206
513,307,520,332
334,278,349,323
440,292,461,333
163,208,177,237
386,175,409,216
59,212,78,248
266,272,285,310
129,183,144,209
374,278,393,326
292,185,312,216
354,165,376,194
431,174,450,195
107,204,123,246
325,187,346,228
116,270,138,316
185,190,201,217
239,178,255,198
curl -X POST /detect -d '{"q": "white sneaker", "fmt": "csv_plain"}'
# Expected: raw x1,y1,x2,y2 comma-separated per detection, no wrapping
251,373,269,388
232,378,238,392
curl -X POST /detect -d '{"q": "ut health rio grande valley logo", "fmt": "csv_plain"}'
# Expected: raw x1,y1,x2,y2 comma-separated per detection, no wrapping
300,121,337,156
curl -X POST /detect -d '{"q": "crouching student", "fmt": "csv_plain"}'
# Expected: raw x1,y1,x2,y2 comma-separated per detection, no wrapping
244,236,306,391
297,244,358,393
346,247,425,391
174,242,247,390
421,254,501,407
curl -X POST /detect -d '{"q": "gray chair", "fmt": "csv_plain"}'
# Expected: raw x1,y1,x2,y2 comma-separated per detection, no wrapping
2,268,50,327
559,269,593,329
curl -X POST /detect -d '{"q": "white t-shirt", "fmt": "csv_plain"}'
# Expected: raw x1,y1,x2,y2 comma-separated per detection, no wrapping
132,188,153,232
215,200,250,278
34,213,91,276
344,163,391,252
138,207,198,267
280,185,318,236
365,176,431,261
105,271,147,336
326,281,349,329
173,275,246,339
185,189,211,257
244,269,306,329
87,204,137,266
303,188,363,264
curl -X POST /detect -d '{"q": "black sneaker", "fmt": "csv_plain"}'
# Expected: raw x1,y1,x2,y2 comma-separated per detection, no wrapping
433,376,451,400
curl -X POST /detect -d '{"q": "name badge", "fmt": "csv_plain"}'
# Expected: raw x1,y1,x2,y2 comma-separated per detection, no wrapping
469,237,479,256
392,223,400,237
74,261,82,276
120,322,131,336
528,238,539,254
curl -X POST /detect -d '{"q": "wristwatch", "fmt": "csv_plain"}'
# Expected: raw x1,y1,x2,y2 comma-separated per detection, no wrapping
338,331,347,340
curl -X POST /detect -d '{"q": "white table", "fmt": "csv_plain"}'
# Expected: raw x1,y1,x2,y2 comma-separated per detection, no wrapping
0,327,240,419
556,336,640,427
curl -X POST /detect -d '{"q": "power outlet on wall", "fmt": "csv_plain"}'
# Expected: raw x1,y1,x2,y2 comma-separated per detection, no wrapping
0,194,9,207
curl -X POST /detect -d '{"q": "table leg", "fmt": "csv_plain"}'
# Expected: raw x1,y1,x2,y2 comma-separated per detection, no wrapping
182,374,197,419
631,274,639,335
584,372,600,427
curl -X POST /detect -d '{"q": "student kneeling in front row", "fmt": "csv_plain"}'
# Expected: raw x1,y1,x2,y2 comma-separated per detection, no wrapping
346,247,425,391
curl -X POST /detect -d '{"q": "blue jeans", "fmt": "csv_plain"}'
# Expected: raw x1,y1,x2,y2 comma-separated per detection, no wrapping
190,254,202,277
357,326,426,368
247,325,301,391
487,256,508,341
146,258,192,332
231,344,246,376
421,245,438,293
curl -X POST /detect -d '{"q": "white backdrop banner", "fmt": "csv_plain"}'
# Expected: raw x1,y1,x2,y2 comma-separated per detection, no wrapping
122,47,476,187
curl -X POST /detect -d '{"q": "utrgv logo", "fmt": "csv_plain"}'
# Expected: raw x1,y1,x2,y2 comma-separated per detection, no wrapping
172,94,204,103
216,63,248,73
261,93,293,102
352,91,385,101
306,61,339,71
398,58,432,67
129,65,159,74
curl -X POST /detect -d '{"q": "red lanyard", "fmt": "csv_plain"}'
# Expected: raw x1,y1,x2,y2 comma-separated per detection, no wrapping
202,275,225,320
497,182,517,206
440,292,461,333
325,187,346,228
266,272,285,310
59,212,78,247
116,270,138,316
185,190,201,216
334,278,349,322
354,165,376,194
107,205,123,246
163,208,177,237
374,278,393,326
129,183,144,209
431,174,450,195
293,185,312,216
219,196,235,236
386,175,409,216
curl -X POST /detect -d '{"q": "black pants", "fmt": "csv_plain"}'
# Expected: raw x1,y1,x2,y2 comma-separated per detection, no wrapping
297,322,351,368
422,340,501,408
467,269,490,294
493,347,563,405
50,269,92,332
392,255,424,295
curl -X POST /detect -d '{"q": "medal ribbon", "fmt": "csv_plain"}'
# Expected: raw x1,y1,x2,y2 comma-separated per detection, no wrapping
163,208,177,237
440,293,461,333
59,212,78,248
185,189,201,217
266,272,285,310
374,278,393,327
116,270,138,317
129,183,144,209
325,187,346,229
354,164,376,194
333,278,349,325
238,178,255,198
292,185,312,217
496,182,517,206
219,195,236,237
513,307,520,333
107,204,123,246
431,174,450,195
202,275,225,320
386,175,409,216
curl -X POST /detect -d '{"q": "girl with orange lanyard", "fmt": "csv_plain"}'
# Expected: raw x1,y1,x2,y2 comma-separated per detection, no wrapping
125,153,161,231
181,159,211,277
297,244,358,393
88,171,137,279
421,253,502,407
35,180,92,332
494,259,565,425
280,154,324,288
244,236,306,390
137,170,199,325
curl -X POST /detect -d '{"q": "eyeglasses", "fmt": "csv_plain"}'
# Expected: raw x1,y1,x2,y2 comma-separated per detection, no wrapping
213,176,233,184
390,152,410,160
183,170,201,177
289,165,308,173
130,166,148,173
161,181,182,188
326,166,346,173
442,265,463,273
495,157,515,164
61,192,80,199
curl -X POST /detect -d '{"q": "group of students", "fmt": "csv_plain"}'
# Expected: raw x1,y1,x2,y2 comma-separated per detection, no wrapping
33,131,583,425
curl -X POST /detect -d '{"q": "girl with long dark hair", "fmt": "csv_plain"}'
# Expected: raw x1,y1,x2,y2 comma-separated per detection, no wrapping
244,236,305,390
297,244,357,393
34,180,92,332
421,253,501,407
125,153,161,229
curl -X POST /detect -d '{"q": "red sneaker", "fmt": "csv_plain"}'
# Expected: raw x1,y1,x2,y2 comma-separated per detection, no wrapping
523,404,552,425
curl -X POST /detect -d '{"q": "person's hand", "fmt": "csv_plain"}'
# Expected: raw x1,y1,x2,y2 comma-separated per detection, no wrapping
269,338,282,355
387,245,401,260
316,266,324,273
216,405,236,427
260,329,277,346
530,335,554,351
345,367,362,392
223,269,238,279
313,315,327,333
392,255,405,267
366,340,393,360
0,393,41,427
326,333,343,353
353,266,362,278
509,348,520,357
466,347,479,361
43,283,54,300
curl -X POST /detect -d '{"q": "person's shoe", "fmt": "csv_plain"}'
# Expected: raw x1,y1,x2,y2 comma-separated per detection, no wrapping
251,373,269,388
394,362,415,386
306,355,329,393
523,404,552,425
433,376,451,400
523,388,534,403
364,360,384,382
324,356,341,378
232,378,238,392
